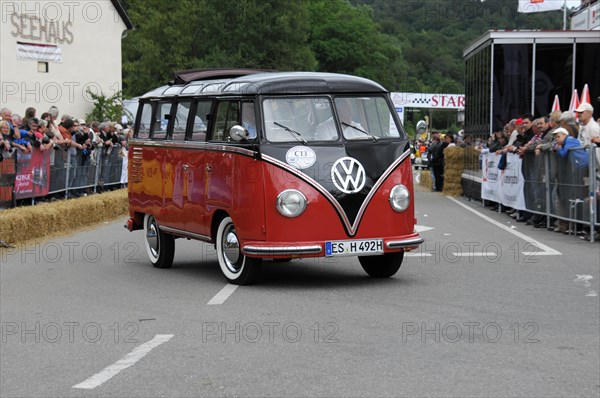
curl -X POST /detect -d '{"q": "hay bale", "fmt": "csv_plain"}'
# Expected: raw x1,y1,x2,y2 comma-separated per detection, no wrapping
420,170,432,188
0,189,128,245
443,146,465,196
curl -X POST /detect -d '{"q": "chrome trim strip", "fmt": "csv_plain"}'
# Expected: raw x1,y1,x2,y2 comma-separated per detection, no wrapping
128,139,257,157
159,226,212,242
261,148,412,236
243,245,323,255
386,237,424,249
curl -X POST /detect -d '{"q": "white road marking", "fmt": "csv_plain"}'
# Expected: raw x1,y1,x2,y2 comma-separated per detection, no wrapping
72,334,173,390
415,225,434,233
447,197,561,256
207,284,239,305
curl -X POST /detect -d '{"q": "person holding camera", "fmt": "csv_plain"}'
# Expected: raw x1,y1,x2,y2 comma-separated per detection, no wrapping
97,122,119,191
58,118,86,198
26,118,54,151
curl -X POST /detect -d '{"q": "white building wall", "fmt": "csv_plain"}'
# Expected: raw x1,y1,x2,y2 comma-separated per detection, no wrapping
0,0,128,120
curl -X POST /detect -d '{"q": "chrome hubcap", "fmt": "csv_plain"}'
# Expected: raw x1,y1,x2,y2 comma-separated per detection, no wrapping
222,225,241,272
146,219,159,257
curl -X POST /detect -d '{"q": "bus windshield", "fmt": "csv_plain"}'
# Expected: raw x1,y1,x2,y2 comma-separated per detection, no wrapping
262,96,401,143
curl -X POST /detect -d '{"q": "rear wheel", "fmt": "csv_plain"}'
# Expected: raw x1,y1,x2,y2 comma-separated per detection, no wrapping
144,214,175,269
359,252,404,278
216,217,262,285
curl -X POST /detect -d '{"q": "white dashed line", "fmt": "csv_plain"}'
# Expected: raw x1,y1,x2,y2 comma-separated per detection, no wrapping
207,284,239,305
447,197,561,256
415,225,434,233
72,334,173,389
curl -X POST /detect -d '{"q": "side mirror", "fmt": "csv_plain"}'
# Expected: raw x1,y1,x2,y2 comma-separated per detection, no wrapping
229,125,247,142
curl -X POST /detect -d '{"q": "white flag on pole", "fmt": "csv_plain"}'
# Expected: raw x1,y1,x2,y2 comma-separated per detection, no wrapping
518,0,564,13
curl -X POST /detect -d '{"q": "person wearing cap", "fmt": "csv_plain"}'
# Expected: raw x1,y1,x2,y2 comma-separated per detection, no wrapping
576,102,599,147
554,127,589,166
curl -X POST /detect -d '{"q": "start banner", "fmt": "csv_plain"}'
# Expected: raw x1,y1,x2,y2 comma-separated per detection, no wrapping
481,152,526,210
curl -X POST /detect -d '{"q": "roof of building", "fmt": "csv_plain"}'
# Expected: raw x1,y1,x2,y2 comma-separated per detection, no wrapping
111,0,134,31
463,30,600,58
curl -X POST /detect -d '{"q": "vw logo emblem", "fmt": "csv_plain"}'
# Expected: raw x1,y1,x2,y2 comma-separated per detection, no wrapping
331,157,366,194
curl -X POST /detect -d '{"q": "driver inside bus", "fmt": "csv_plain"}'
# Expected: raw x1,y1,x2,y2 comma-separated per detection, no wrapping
315,98,366,140
241,103,257,139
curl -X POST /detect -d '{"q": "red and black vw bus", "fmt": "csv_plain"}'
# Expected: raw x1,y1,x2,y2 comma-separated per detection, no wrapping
126,70,423,284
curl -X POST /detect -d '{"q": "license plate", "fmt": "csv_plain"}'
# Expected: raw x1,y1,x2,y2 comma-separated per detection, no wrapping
325,239,383,257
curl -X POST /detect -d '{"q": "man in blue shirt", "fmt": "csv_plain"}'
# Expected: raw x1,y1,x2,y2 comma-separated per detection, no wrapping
554,127,589,168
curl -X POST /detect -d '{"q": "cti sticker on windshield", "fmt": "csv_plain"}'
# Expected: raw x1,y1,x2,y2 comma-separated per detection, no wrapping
285,146,316,169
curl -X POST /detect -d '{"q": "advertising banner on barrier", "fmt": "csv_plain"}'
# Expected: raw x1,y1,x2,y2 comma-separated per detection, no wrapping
0,151,17,209
481,152,526,210
14,150,51,200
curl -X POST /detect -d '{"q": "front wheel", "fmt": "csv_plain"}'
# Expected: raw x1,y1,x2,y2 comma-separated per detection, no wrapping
216,217,262,285
144,214,175,269
359,252,404,278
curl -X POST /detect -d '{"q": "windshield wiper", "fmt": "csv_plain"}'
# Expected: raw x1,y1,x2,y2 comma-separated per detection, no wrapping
341,122,378,142
273,122,308,145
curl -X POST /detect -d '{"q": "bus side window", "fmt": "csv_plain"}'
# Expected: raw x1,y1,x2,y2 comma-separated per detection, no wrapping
210,101,239,142
189,100,211,141
151,101,172,140
137,103,152,139
171,100,191,141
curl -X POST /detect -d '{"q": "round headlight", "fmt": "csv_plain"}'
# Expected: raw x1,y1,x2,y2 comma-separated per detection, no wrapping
389,184,410,212
276,189,307,218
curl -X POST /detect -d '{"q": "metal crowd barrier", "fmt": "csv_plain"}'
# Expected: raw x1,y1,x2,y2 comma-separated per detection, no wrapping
0,145,126,208
521,146,598,242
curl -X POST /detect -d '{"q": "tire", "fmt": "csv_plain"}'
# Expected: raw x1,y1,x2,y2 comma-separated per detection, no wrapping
359,252,404,278
216,216,262,285
144,214,175,269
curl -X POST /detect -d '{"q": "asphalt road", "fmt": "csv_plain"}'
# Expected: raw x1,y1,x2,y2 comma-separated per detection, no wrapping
1,185,599,397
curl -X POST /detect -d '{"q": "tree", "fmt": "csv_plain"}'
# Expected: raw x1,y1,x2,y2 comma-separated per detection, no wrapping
122,0,316,97
307,0,407,90
85,90,131,122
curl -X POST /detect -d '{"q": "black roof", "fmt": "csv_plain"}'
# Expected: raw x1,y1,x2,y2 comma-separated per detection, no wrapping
141,71,387,98
171,68,274,85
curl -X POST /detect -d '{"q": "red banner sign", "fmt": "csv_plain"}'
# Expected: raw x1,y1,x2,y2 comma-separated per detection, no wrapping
14,150,51,200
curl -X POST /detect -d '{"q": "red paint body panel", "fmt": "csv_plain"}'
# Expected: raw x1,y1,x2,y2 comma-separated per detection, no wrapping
128,143,419,256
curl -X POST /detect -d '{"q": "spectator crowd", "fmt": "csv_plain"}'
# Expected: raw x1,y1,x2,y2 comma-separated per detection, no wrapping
410,103,599,241
473,103,599,241
0,105,132,202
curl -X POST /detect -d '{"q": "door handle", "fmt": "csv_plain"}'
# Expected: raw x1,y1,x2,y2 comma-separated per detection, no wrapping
205,164,213,173
182,164,189,171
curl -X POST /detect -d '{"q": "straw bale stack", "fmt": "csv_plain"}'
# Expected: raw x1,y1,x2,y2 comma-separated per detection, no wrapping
420,169,432,189
443,146,465,196
0,189,128,245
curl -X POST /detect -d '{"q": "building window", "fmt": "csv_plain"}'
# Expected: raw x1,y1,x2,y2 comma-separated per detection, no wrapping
37,62,48,73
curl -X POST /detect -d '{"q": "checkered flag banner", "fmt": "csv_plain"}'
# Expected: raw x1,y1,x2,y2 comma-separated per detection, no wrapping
391,93,465,110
